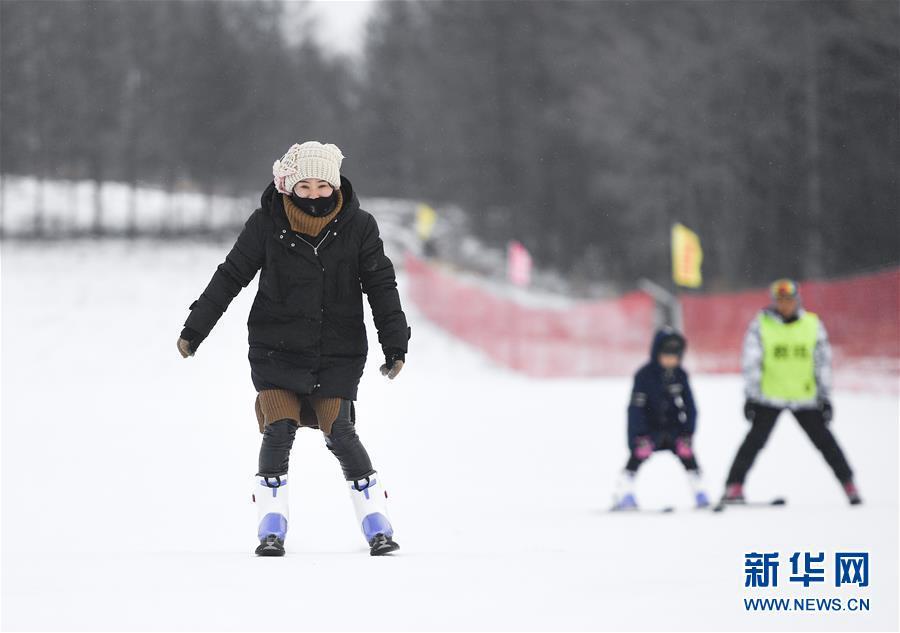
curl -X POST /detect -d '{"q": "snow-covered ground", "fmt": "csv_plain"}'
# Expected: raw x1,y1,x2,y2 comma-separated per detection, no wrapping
2,241,897,631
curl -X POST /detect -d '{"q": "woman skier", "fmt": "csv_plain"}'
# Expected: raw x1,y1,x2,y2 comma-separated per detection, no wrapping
177,141,410,556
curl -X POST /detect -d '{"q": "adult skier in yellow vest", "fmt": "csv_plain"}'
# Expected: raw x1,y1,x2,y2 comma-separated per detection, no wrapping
721,279,861,505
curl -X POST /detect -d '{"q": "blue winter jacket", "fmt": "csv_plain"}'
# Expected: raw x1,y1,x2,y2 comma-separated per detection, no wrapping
626,329,697,448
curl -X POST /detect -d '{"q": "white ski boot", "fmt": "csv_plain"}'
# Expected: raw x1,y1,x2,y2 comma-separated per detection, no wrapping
687,470,710,508
349,472,399,556
611,470,639,511
254,474,289,556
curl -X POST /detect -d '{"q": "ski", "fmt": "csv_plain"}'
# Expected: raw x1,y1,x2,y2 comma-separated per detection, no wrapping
610,498,784,514
712,497,787,513
609,505,683,514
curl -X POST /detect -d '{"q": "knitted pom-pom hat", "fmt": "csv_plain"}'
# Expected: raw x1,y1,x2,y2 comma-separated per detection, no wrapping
272,141,344,194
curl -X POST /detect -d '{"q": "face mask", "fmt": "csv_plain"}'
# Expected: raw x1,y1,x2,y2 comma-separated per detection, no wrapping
290,190,338,217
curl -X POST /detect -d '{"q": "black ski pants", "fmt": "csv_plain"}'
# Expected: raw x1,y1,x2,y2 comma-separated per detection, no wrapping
257,399,375,482
725,404,853,485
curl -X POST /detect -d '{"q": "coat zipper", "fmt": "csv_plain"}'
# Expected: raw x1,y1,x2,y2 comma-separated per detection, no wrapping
292,228,333,392
294,230,331,256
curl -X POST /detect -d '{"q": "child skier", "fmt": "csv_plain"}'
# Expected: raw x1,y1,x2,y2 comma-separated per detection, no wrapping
720,278,861,505
177,141,410,556
612,327,710,510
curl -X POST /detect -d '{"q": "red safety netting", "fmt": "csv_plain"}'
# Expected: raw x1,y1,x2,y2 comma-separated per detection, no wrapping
405,253,656,377
405,253,899,390
682,268,900,375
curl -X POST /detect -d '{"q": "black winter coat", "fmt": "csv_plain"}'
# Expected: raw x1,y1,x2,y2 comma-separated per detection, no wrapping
183,176,409,400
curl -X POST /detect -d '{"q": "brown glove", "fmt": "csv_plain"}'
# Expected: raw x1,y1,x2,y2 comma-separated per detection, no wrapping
177,337,193,358
177,327,202,358
379,349,405,379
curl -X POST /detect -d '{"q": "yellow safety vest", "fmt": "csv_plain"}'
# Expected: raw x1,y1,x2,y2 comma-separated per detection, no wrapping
759,311,819,402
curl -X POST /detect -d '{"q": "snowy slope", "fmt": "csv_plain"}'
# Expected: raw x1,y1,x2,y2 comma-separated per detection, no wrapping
1,241,897,631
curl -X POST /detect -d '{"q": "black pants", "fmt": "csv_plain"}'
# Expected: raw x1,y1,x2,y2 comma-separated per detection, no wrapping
725,405,853,485
257,399,375,482
625,433,700,473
